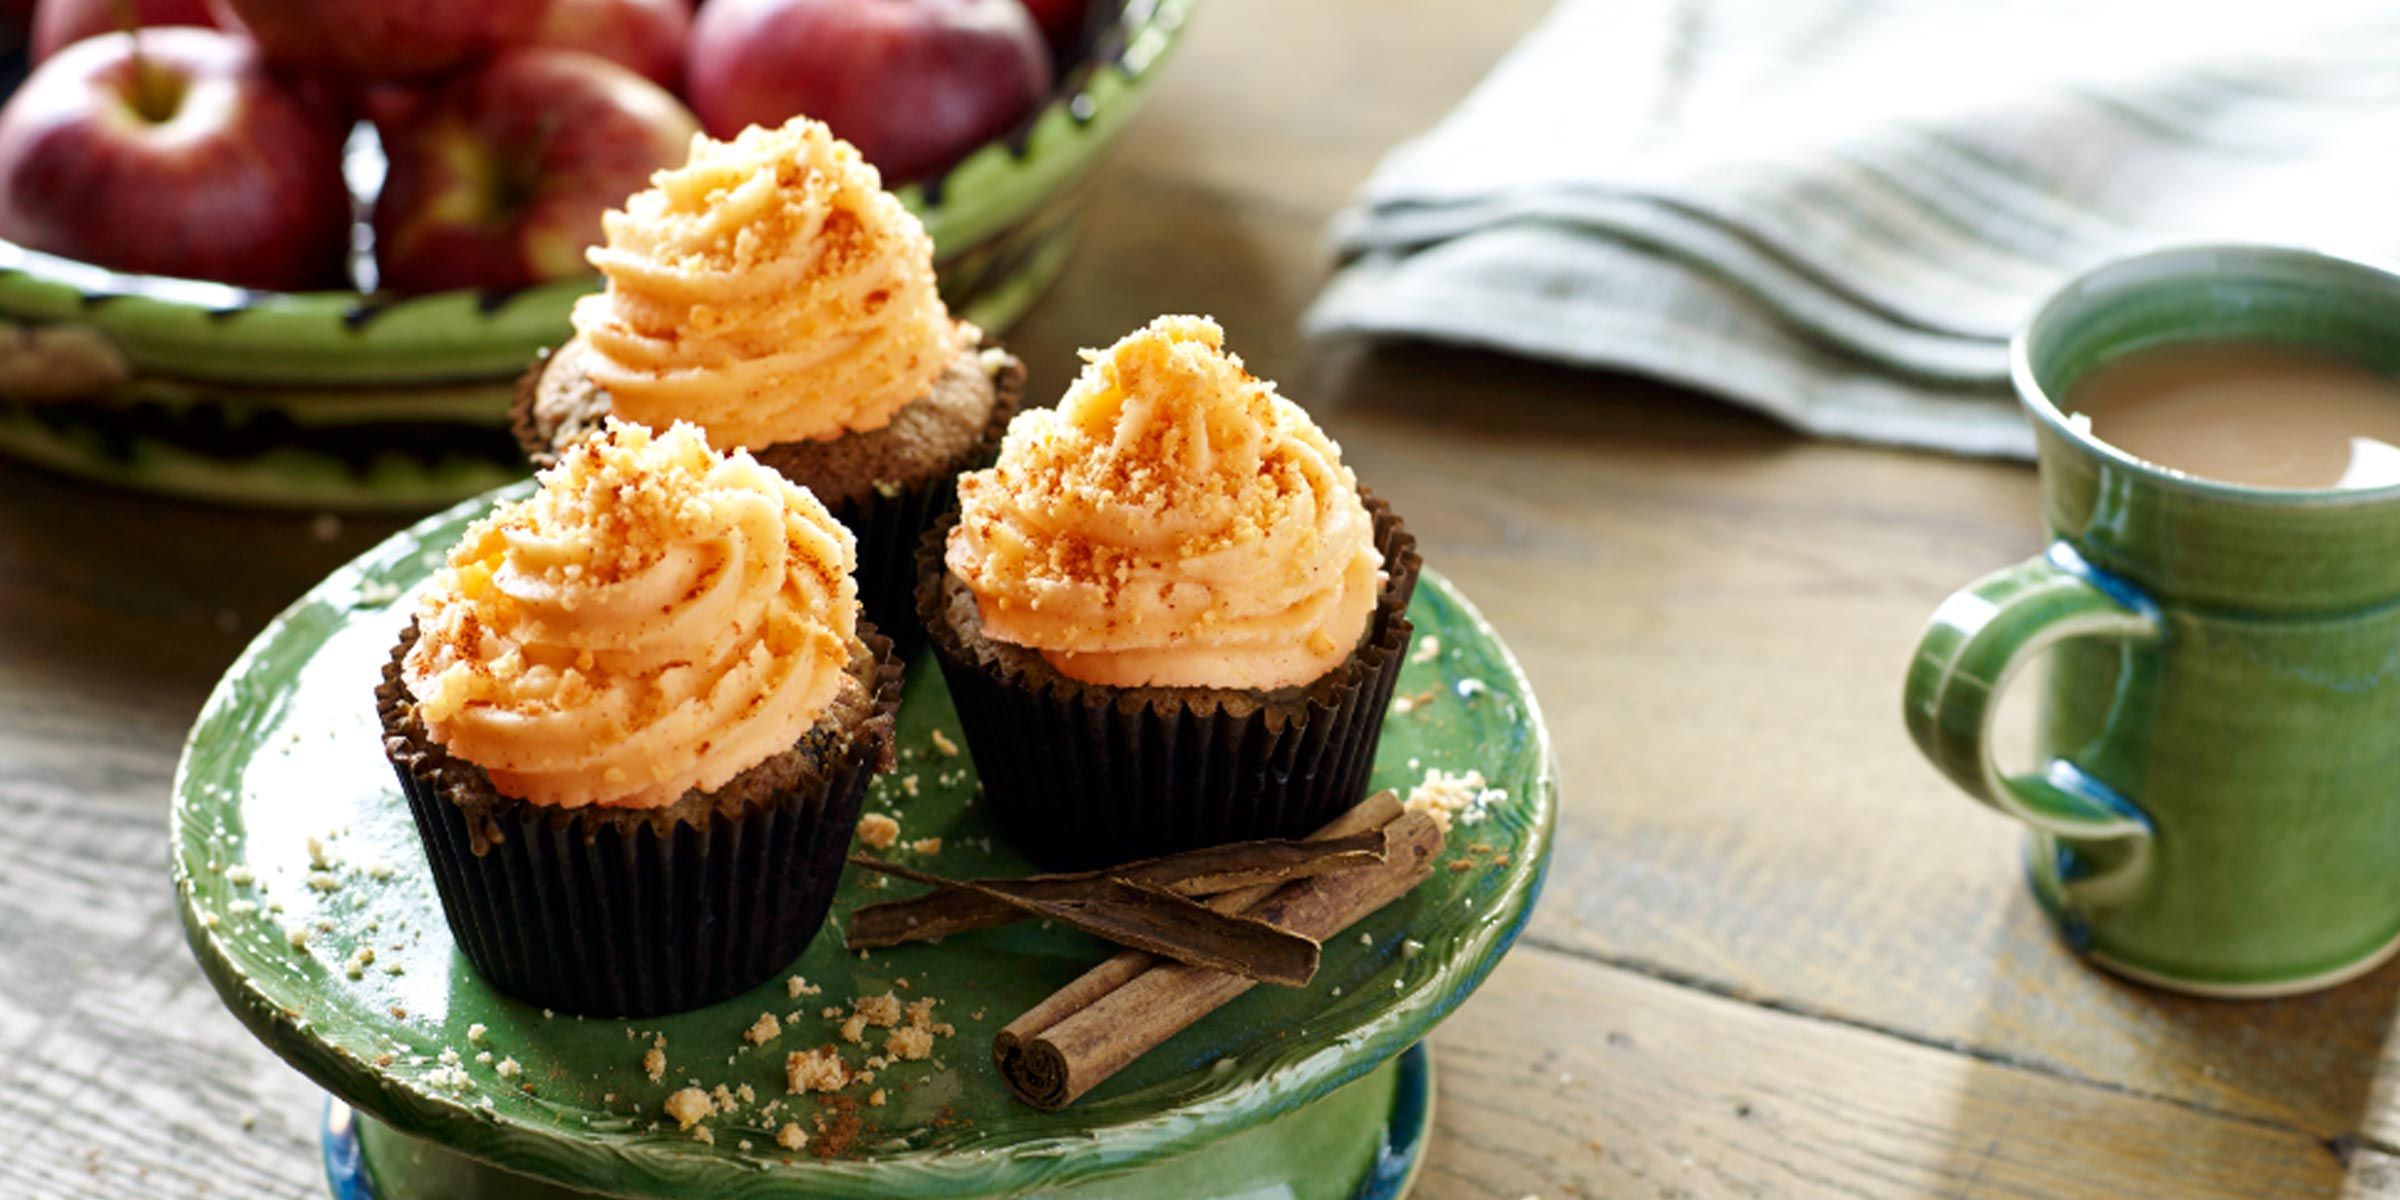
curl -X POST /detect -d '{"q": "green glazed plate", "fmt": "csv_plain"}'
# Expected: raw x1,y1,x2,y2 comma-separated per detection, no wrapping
171,483,1556,1198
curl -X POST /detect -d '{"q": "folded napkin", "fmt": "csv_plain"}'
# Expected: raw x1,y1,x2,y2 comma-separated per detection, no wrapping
1307,0,2400,457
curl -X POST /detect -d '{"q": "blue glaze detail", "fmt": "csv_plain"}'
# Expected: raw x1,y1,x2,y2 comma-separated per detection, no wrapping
2039,759,2150,834
1356,1045,1433,1200
2024,848,2096,952
2044,541,2161,626
323,1100,373,1200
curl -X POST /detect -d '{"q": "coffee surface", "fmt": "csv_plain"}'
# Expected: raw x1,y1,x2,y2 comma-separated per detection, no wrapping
2065,340,2400,490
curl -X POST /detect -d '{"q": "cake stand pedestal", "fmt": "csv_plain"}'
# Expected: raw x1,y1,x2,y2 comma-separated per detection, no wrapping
172,485,1555,1200
321,1046,1431,1200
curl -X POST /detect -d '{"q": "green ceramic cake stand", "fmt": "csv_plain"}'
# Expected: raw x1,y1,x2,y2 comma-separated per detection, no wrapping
0,0,1190,511
171,484,1557,1199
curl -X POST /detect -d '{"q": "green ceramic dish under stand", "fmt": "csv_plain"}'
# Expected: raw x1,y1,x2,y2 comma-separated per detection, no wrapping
171,482,1557,1199
0,0,1192,512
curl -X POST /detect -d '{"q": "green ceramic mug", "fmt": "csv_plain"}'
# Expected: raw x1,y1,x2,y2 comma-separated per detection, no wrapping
1905,244,2400,998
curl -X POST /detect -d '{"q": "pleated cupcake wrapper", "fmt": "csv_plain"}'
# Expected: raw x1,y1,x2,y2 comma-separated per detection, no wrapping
918,493,1422,871
826,468,974,663
378,626,902,1019
816,354,1022,661
511,340,1027,662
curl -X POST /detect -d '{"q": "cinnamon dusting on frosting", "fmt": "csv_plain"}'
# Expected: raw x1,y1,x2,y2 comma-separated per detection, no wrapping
571,119,960,449
945,316,1382,690
403,420,859,809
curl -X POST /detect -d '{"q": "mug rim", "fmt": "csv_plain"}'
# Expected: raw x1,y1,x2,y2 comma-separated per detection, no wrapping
2010,242,2400,509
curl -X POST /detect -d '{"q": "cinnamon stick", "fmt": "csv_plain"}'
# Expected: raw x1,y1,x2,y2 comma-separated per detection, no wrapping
990,792,1403,1054
846,855,1325,986
995,796,1440,1110
846,830,1391,949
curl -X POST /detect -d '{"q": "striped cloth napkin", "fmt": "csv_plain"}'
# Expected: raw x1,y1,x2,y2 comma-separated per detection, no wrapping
1305,0,2400,457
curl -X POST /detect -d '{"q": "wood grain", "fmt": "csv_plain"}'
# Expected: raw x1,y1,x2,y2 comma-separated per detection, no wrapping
0,467,397,1198
3,0,2398,1195
1412,945,2388,1200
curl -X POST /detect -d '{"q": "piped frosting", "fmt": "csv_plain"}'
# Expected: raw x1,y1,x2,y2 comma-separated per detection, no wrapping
571,119,959,448
946,316,1382,690
403,420,859,809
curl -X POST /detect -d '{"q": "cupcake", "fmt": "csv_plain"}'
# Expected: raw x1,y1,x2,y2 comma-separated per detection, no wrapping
514,118,1027,658
378,420,900,1018
920,316,1420,870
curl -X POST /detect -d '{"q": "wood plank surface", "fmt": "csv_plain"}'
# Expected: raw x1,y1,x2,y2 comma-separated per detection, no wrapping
2,0,2397,1196
1420,946,2387,1200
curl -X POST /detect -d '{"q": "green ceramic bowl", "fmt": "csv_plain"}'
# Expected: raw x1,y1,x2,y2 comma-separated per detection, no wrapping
0,0,1192,511
171,483,1557,1199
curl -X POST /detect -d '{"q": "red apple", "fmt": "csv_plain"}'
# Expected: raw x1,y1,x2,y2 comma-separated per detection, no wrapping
204,0,554,80
533,0,688,89
1015,0,1086,64
686,0,1049,183
33,0,215,61
0,28,352,289
356,83,427,131
373,48,697,294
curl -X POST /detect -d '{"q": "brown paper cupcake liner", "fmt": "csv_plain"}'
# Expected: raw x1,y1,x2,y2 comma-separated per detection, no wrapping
511,341,1025,661
918,493,1421,870
376,624,902,1018
818,437,998,661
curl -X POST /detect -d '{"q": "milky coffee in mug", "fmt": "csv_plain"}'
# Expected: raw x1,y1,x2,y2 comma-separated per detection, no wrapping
2066,339,2400,490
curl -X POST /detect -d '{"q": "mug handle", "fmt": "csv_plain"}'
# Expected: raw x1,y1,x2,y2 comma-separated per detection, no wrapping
1904,543,2161,863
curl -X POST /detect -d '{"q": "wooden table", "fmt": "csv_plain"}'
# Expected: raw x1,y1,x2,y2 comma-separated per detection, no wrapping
4,2,2392,1197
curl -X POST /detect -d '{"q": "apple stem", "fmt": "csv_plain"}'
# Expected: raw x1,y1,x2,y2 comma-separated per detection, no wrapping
109,0,178,124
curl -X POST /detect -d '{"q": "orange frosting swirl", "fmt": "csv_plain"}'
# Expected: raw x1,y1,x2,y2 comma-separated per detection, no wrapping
403,420,859,809
570,118,960,449
946,316,1383,690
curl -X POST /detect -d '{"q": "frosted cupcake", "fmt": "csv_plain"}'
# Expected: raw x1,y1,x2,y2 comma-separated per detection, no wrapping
378,420,900,1017
920,316,1420,869
514,118,1026,657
